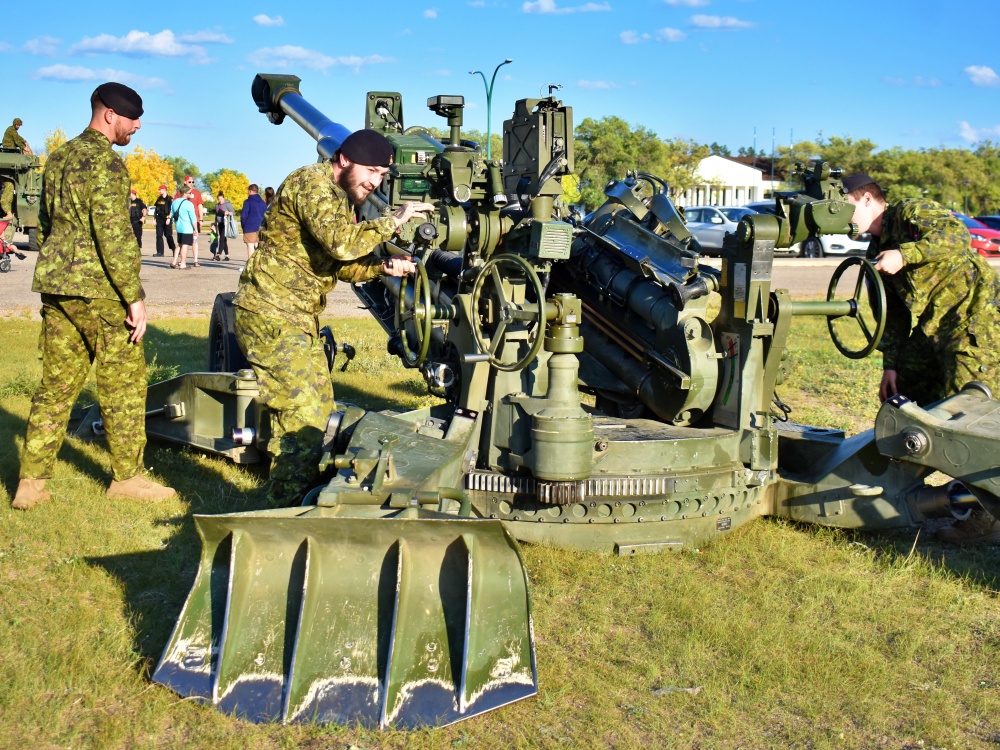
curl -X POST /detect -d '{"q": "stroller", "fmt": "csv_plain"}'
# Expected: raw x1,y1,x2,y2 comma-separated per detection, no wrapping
0,217,27,273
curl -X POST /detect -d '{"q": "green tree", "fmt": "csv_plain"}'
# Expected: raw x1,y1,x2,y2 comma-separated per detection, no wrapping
574,116,707,209
164,156,201,188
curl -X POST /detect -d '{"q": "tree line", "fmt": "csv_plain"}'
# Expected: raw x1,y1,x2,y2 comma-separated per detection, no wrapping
39,119,1000,216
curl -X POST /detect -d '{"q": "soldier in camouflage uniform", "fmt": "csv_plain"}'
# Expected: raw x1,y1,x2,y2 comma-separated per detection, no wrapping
234,129,434,507
1,117,31,218
12,83,175,510
844,173,1000,544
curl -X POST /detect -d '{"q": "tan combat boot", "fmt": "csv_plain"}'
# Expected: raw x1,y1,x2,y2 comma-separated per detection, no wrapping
12,478,50,510
935,508,1000,546
107,474,177,502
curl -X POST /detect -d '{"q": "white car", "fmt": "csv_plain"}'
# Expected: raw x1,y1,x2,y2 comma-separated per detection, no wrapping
682,205,757,255
743,201,870,257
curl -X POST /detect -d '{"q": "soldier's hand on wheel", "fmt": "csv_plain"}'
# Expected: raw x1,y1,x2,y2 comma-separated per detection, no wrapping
382,255,417,277
392,201,436,228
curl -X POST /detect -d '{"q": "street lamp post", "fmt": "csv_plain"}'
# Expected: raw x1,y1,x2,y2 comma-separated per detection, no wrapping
469,58,513,160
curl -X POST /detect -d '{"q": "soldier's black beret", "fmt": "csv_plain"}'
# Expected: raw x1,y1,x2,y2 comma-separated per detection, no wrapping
339,129,394,167
94,82,144,119
842,173,878,194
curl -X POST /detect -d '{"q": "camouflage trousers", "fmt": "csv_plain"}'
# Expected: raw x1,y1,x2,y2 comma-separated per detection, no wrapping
893,325,1000,405
234,307,334,507
0,180,12,215
21,295,147,482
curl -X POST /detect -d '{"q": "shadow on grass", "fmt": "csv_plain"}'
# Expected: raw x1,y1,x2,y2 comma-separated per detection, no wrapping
777,517,1000,592
0,402,112,496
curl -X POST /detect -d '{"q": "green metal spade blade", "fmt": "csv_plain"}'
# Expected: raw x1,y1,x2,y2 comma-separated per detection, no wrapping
154,509,536,729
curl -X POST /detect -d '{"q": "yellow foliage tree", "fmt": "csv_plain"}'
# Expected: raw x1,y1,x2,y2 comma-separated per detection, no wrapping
209,170,250,212
123,146,175,205
39,128,68,167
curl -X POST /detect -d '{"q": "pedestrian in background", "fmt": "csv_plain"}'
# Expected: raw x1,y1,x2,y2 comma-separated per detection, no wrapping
240,183,267,259
264,186,275,207
152,185,175,257
175,176,204,265
213,191,235,261
170,183,197,269
12,82,175,510
129,188,146,248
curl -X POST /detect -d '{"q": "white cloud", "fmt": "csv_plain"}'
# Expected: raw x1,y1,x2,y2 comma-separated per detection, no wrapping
468,0,487,5
965,65,1000,87
23,36,61,55
691,14,754,29
621,28,684,43
433,69,450,76
577,80,619,89
523,0,610,13
253,14,284,26
656,27,686,41
69,30,214,62
255,46,395,73
180,31,234,44
31,64,167,89
424,8,438,17
664,0,708,5
959,121,1000,142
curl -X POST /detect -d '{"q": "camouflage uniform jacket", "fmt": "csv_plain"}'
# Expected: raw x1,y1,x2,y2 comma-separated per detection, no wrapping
2,125,26,150
33,128,143,304
234,161,397,331
869,198,1000,369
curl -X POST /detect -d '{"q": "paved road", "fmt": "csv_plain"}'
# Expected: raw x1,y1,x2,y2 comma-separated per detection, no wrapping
4,227,999,318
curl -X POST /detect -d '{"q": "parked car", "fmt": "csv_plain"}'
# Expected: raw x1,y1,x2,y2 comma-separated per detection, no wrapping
974,215,1000,232
952,213,1000,257
743,201,870,258
682,205,757,255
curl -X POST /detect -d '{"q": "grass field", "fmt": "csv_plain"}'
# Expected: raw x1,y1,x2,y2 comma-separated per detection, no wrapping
2,310,999,749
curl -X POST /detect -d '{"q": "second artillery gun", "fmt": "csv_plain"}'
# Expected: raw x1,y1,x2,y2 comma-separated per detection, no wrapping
131,74,1000,730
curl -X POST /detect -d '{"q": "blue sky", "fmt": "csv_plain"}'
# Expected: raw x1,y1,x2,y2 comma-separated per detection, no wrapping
3,0,998,189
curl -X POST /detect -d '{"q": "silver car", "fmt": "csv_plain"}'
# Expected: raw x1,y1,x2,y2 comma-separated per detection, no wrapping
743,200,870,257
682,205,757,255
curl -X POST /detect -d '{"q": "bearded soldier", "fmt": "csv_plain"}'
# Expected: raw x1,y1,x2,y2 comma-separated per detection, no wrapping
233,129,434,507
13,83,175,510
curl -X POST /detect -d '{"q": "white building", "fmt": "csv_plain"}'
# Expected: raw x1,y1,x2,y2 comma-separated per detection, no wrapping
677,154,776,207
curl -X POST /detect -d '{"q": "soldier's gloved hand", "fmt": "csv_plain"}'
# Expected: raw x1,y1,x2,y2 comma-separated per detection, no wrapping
382,255,417,277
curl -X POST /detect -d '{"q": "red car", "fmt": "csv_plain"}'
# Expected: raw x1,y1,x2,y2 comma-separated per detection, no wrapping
952,213,1000,256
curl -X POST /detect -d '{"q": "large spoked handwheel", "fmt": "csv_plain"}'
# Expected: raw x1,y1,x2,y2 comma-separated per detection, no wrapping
470,254,546,372
826,257,887,359
396,259,433,368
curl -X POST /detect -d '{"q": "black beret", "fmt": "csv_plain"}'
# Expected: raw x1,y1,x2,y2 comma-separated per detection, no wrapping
842,173,878,194
339,129,394,167
94,82,144,119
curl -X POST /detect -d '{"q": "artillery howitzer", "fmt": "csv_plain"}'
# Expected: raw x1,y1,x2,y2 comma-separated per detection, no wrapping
135,74,1000,729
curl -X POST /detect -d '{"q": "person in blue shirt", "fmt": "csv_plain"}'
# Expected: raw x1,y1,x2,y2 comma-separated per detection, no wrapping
240,183,267,259
170,183,198,269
